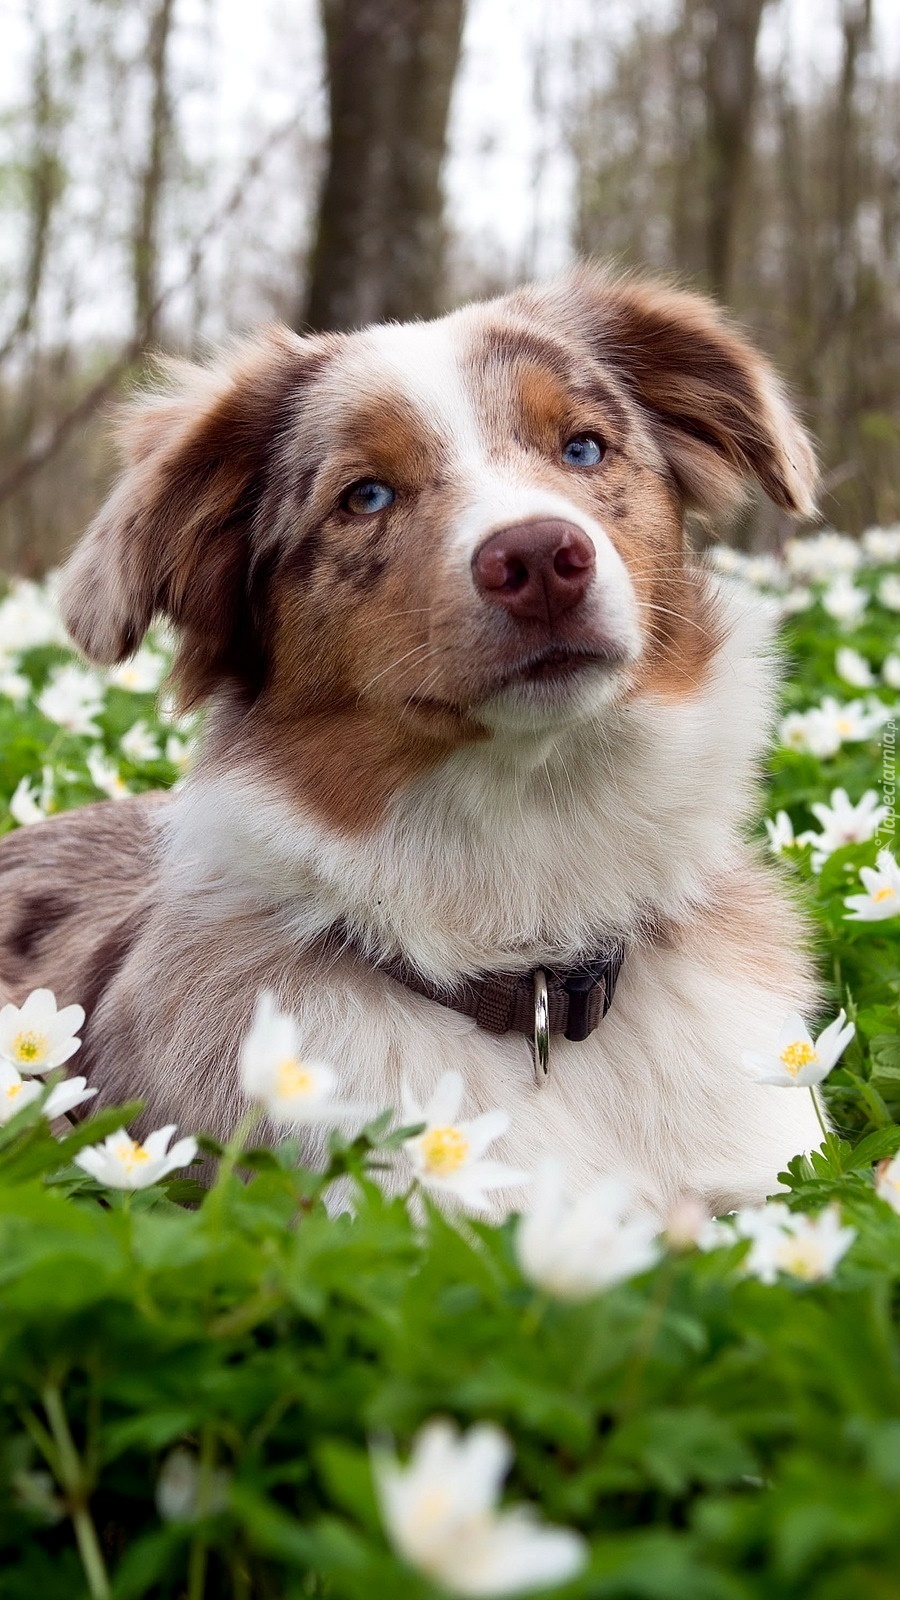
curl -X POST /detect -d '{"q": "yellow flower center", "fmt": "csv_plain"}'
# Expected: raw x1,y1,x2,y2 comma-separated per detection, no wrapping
873,885,896,903
779,1041,818,1077
837,719,853,735
414,1488,453,1531
11,1029,48,1065
119,1138,150,1171
776,1239,825,1281
420,1126,470,1175
4,1081,23,1102
276,1057,315,1098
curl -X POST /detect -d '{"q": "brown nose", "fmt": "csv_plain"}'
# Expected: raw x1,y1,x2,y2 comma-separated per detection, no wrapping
472,520,596,624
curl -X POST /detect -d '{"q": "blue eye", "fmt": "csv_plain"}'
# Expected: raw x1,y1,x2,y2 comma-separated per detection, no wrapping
562,434,604,467
341,479,396,515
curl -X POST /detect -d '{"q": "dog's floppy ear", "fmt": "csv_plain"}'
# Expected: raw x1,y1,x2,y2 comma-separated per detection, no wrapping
550,268,817,518
62,326,327,705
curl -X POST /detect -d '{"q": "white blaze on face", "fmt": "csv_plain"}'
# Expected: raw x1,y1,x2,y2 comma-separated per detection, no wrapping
362,316,642,663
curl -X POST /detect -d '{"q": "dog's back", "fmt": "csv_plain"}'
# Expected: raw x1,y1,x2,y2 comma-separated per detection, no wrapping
0,795,162,1027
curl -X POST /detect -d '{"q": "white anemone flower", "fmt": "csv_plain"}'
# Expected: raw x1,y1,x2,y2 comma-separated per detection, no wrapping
0,1061,96,1126
745,1204,855,1284
779,586,813,616
821,577,867,627
835,647,875,688
87,749,131,800
0,580,65,651
877,574,900,611
37,665,105,737
0,668,31,703
165,733,195,776
764,810,796,854
401,1072,529,1214
862,526,900,563
120,720,161,764
702,1201,855,1283
0,988,85,1074
844,849,900,921
882,654,900,690
74,1124,198,1189
108,647,168,693
9,770,52,825
816,695,885,746
239,991,368,1129
785,531,861,580
515,1160,659,1299
779,707,842,758
742,1010,855,1088
372,1418,587,1597
705,545,744,576
875,1152,900,1215
798,787,888,870
742,554,786,589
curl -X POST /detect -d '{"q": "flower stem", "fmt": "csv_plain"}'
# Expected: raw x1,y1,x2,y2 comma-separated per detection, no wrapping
203,1106,263,1231
810,1086,830,1143
186,1424,215,1600
41,1382,110,1600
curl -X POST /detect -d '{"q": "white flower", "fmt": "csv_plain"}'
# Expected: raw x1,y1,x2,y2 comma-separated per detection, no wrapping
9,771,51,826
74,1124,198,1189
0,988,85,1073
835,647,875,688
779,586,813,616
862,526,900,563
785,531,861,581
706,544,744,576
156,1449,230,1523
0,668,30,703
875,1152,900,1214
798,787,888,870
877,574,900,611
779,706,841,758
844,849,900,921
764,810,796,854
165,733,195,775
239,991,368,1129
818,695,886,746
87,748,131,800
742,1010,854,1088
108,647,167,694
515,1160,659,1299
401,1072,529,1214
821,577,867,627
0,1060,96,1125
742,554,786,589
882,654,900,690
372,1419,587,1597
0,580,65,652
120,720,161,764
37,665,105,737
664,1196,711,1249
701,1201,855,1283
743,1203,855,1284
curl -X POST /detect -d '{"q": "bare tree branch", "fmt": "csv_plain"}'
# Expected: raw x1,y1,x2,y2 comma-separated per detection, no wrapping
0,114,302,509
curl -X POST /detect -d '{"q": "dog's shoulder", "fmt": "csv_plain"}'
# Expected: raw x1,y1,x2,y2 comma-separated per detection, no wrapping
0,793,167,1005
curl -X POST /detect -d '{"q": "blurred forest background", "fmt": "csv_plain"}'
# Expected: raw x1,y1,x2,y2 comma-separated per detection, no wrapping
0,0,898,571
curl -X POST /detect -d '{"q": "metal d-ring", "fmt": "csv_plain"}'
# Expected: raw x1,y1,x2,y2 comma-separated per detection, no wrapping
533,968,550,1084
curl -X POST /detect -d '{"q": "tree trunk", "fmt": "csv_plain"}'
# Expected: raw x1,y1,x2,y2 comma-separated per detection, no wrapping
701,0,768,301
303,0,466,332
132,0,176,343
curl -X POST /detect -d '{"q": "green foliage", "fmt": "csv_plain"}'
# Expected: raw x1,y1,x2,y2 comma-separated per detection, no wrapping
0,543,897,1597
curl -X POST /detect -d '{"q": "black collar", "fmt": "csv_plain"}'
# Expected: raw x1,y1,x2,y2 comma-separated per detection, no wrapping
359,941,630,1042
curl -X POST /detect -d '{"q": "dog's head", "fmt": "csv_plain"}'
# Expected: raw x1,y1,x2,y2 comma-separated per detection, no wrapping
63,267,816,825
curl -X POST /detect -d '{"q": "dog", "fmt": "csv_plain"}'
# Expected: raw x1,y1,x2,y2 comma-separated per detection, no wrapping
0,266,822,1216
